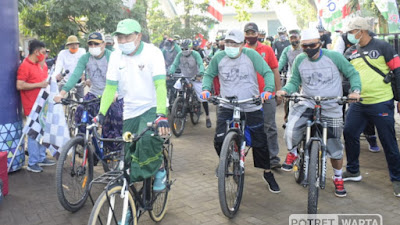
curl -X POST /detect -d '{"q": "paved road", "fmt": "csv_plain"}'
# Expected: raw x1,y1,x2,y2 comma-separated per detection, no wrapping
1,105,399,225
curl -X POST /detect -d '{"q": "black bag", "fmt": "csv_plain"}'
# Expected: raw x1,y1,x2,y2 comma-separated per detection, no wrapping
356,45,399,101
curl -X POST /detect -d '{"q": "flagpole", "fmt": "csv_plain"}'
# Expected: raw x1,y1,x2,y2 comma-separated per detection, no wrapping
7,133,25,172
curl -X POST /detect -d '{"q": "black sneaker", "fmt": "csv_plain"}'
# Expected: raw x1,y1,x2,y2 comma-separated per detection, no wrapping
342,171,362,182
262,172,280,193
206,118,212,128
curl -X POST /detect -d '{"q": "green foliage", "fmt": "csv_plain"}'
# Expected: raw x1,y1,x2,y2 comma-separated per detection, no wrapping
19,0,128,54
226,0,274,21
286,0,317,29
147,0,217,45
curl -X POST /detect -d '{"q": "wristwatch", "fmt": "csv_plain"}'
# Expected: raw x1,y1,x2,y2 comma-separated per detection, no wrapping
352,89,361,94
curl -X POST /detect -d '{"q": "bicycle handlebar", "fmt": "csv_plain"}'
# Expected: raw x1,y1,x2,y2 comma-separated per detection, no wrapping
209,96,262,106
282,94,363,102
60,97,100,106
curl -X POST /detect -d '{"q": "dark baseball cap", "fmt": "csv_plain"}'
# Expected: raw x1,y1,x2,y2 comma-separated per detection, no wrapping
88,32,104,43
244,22,258,32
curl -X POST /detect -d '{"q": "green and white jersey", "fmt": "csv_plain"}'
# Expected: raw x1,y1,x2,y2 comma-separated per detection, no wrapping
282,49,361,117
278,45,303,78
169,50,204,77
202,48,275,112
106,42,166,120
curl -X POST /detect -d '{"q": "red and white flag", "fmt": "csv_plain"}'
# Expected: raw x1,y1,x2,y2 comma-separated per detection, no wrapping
208,0,225,22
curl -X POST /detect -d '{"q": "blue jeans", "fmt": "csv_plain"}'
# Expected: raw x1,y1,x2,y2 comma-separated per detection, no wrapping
27,137,46,166
344,100,400,181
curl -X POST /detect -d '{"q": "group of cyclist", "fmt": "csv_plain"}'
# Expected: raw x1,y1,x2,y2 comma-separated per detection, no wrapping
19,14,400,210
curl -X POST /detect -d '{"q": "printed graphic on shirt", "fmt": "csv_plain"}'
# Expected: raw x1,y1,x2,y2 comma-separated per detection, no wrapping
302,67,333,87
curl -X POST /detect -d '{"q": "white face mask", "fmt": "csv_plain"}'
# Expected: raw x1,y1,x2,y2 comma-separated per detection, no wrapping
89,47,102,57
119,36,138,55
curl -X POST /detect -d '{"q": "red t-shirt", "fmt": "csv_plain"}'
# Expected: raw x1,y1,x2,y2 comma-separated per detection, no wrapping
245,41,278,93
17,58,48,116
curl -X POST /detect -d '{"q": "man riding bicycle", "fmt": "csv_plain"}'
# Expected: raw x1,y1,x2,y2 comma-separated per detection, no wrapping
54,32,123,149
169,39,212,128
276,28,361,197
201,29,280,193
97,19,170,192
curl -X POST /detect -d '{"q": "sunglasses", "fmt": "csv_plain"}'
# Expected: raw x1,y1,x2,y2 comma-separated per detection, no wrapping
88,42,100,46
301,42,320,49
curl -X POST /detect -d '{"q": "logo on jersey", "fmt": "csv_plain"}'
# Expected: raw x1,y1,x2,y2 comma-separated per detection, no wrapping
138,64,145,70
261,52,266,58
368,50,380,59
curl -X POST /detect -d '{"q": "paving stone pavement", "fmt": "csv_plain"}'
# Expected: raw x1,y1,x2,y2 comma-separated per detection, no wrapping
0,105,399,225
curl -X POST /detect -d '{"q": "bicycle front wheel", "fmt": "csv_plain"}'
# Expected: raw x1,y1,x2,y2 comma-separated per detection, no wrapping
218,131,244,218
170,96,186,137
189,92,201,125
88,185,137,225
56,136,93,212
67,106,77,137
307,141,320,214
149,149,171,222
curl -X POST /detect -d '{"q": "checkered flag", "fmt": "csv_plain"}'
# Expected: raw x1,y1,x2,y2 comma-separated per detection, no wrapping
22,77,70,156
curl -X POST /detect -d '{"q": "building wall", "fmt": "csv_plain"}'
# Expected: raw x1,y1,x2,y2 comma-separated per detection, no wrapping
209,11,281,41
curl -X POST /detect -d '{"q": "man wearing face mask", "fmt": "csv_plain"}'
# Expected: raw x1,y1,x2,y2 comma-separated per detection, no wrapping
54,33,122,148
201,29,281,193
53,35,86,100
162,38,182,72
342,17,400,197
244,22,282,169
272,26,290,61
278,29,303,128
17,39,55,173
276,28,361,197
104,34,115,51
317,25,332,49
169,39,211,128
97,19,169,191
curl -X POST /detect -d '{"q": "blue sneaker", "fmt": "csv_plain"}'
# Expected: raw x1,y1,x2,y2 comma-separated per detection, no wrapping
366,135,380,152
27,164,43,173
38,158,56,167
153,169,167,192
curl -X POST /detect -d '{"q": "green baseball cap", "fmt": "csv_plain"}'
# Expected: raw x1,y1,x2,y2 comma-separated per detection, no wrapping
112,19,141,36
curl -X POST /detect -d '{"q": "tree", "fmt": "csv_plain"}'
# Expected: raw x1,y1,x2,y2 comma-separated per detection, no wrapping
147,0,217,44
286,0,317,29
19,0,129,53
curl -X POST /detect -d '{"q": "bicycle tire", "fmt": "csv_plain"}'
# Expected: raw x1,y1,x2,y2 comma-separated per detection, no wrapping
87,185,137,225
307,141,319,214
68,106,77,137
149,149,171,222
294,140,305,184
218,131,244,218
56,136,94,212
170,97,186,137
189,92,201,125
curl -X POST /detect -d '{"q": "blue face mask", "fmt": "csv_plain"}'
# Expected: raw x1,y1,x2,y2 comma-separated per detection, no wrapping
347,30,361,44
225,47,240,58
119,37,138,55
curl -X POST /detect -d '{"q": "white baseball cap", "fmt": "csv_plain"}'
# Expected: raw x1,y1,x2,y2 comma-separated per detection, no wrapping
301,29,320,41
225,29,244,43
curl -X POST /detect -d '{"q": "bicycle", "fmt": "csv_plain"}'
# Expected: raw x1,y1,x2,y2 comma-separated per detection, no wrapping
87,122,173,225
55,98,123,212
283,94,360,214
210,96,261,218
169,74,202,137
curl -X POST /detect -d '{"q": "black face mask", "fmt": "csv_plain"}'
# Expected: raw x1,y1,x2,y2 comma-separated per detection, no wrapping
245,36,258,45
258,38,265,42
304,47,320,58
291,41,300,47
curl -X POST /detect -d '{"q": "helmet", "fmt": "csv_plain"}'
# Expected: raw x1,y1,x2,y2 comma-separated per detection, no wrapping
266,36,274,43
181,39,193,50
316,24,325,32
259,30,266,35
193,40,200,47
173,35,181,40
277,26,287,33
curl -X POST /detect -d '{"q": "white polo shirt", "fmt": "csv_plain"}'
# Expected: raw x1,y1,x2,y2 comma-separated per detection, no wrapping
53,48,86,79
106,42,166,120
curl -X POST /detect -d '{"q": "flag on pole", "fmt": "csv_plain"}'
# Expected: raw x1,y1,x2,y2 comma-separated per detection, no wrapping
373,0,400,33
22,78,70,156
208,0,225,22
